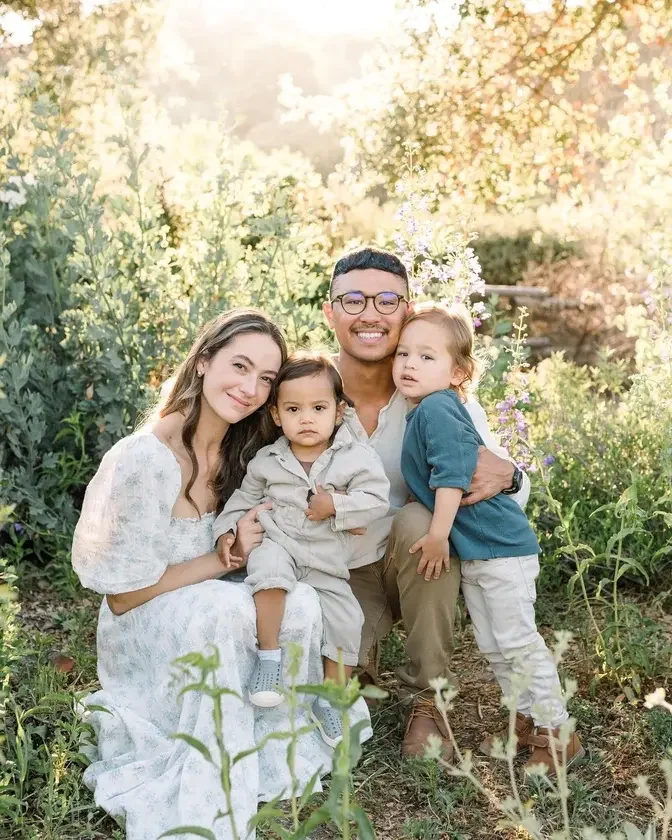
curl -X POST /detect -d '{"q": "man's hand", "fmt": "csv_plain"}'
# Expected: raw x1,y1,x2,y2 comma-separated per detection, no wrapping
216,533,244,570
230,502,272,561
461,446,515,506
409,532,450,581
306,485,336,521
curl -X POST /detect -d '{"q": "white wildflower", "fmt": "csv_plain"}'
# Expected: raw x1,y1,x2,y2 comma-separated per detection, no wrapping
0,188,27,209
644,686,667,709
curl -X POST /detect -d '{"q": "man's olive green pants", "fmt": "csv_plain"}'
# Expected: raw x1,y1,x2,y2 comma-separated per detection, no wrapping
349,502,461,697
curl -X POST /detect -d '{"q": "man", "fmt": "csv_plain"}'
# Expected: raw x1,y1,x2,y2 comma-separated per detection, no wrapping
324,246,529,760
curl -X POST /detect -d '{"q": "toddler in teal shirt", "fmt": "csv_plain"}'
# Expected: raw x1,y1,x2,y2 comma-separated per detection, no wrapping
392,302,583,776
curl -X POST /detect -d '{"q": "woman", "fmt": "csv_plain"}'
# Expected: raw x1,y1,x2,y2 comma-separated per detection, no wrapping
72,309,371,840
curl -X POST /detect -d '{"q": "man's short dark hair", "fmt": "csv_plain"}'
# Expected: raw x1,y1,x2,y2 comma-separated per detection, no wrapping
330,247,409,297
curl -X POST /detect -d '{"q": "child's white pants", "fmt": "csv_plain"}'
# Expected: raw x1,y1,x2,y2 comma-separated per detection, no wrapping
461,554,569,728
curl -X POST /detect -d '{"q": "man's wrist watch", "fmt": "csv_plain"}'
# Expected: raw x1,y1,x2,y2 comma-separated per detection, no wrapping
502,465,523,495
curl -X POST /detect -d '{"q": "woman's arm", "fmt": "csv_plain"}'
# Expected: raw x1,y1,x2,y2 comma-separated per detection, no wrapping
106,550,235,616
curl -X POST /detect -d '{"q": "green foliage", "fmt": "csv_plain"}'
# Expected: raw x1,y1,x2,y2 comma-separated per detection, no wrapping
471,231,580,287
0,630,104,835
0,74,335,576
645,708,672,754
284,0,672,210
164,643,382,840
525,354,672,588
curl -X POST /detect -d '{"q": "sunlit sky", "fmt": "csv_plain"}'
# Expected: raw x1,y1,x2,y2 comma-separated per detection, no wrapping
1,0,395,44
2,0,588,46
184,0,394,33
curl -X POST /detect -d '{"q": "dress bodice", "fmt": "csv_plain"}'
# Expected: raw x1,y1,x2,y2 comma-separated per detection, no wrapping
167,513,216,566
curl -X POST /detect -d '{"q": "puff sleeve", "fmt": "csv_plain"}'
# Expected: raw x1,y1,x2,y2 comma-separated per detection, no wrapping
71,433,181,594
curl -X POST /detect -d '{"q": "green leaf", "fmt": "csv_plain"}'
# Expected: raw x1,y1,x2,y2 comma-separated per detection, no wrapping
159,827,217,839
177,682,208,699
232,725,315,766
616,557,649,584
293,805,331,839
344,718,368,769
605,527,640,558
170,733,214,764
246,792,286,830
359,684,388,701
296,682,348,706
298,767,323,810
85,704,113,715
326,772,347,813
351,804,377,840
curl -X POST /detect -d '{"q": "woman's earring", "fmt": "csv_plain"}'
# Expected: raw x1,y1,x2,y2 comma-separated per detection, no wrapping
197,370,203,378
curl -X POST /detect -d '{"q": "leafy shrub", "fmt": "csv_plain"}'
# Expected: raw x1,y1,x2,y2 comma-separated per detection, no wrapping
0,78,336,579
525,353,672,588
471,231,580,287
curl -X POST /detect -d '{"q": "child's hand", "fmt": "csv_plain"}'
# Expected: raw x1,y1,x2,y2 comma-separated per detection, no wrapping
306,485,336,521
409,532,450,581
216,532,244,570
306,486,336,521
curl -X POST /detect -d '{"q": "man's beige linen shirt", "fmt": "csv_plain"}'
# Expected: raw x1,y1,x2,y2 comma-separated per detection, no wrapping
341,390,531,570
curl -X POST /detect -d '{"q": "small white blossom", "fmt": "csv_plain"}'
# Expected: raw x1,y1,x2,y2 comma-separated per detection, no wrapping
644,686,668,709
0,188,27,209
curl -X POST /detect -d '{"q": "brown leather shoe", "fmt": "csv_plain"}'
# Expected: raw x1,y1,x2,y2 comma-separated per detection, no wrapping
402,698,454,763
524,727,585,777
479,712,534,758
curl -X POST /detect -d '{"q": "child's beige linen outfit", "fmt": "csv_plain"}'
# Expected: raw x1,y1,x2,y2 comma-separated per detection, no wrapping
213,424,390,665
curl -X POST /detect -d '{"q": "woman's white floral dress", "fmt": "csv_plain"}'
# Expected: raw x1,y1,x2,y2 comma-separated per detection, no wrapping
72,432,372,840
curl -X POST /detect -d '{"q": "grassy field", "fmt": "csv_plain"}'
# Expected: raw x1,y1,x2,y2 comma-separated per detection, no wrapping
10,573,672,840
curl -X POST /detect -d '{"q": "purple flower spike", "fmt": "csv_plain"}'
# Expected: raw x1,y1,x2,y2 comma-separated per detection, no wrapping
13,522,24,535
543,455,555,466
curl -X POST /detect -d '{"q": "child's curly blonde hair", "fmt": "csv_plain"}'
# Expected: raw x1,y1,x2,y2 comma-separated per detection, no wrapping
401,302,482,399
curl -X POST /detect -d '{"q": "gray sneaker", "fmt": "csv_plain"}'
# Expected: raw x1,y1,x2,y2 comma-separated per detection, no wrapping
248,658,283,707
311,700,343,747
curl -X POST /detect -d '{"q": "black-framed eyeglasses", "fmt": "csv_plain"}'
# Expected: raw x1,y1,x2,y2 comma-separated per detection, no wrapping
330,291,407,315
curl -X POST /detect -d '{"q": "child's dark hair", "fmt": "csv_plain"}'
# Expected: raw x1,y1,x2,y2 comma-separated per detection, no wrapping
270,352,354,407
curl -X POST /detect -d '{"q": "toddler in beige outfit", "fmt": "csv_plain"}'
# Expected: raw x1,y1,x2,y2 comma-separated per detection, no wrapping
213,352,389,746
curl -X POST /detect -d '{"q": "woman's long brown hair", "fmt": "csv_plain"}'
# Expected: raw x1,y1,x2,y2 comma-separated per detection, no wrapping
159,309,287,514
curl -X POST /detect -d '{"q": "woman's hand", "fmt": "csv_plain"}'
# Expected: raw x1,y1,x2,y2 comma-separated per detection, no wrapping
409,532,450,581
231,502,272,561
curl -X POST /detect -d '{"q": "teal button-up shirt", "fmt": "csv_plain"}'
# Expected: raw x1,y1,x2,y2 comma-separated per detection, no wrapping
401,389,540,562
